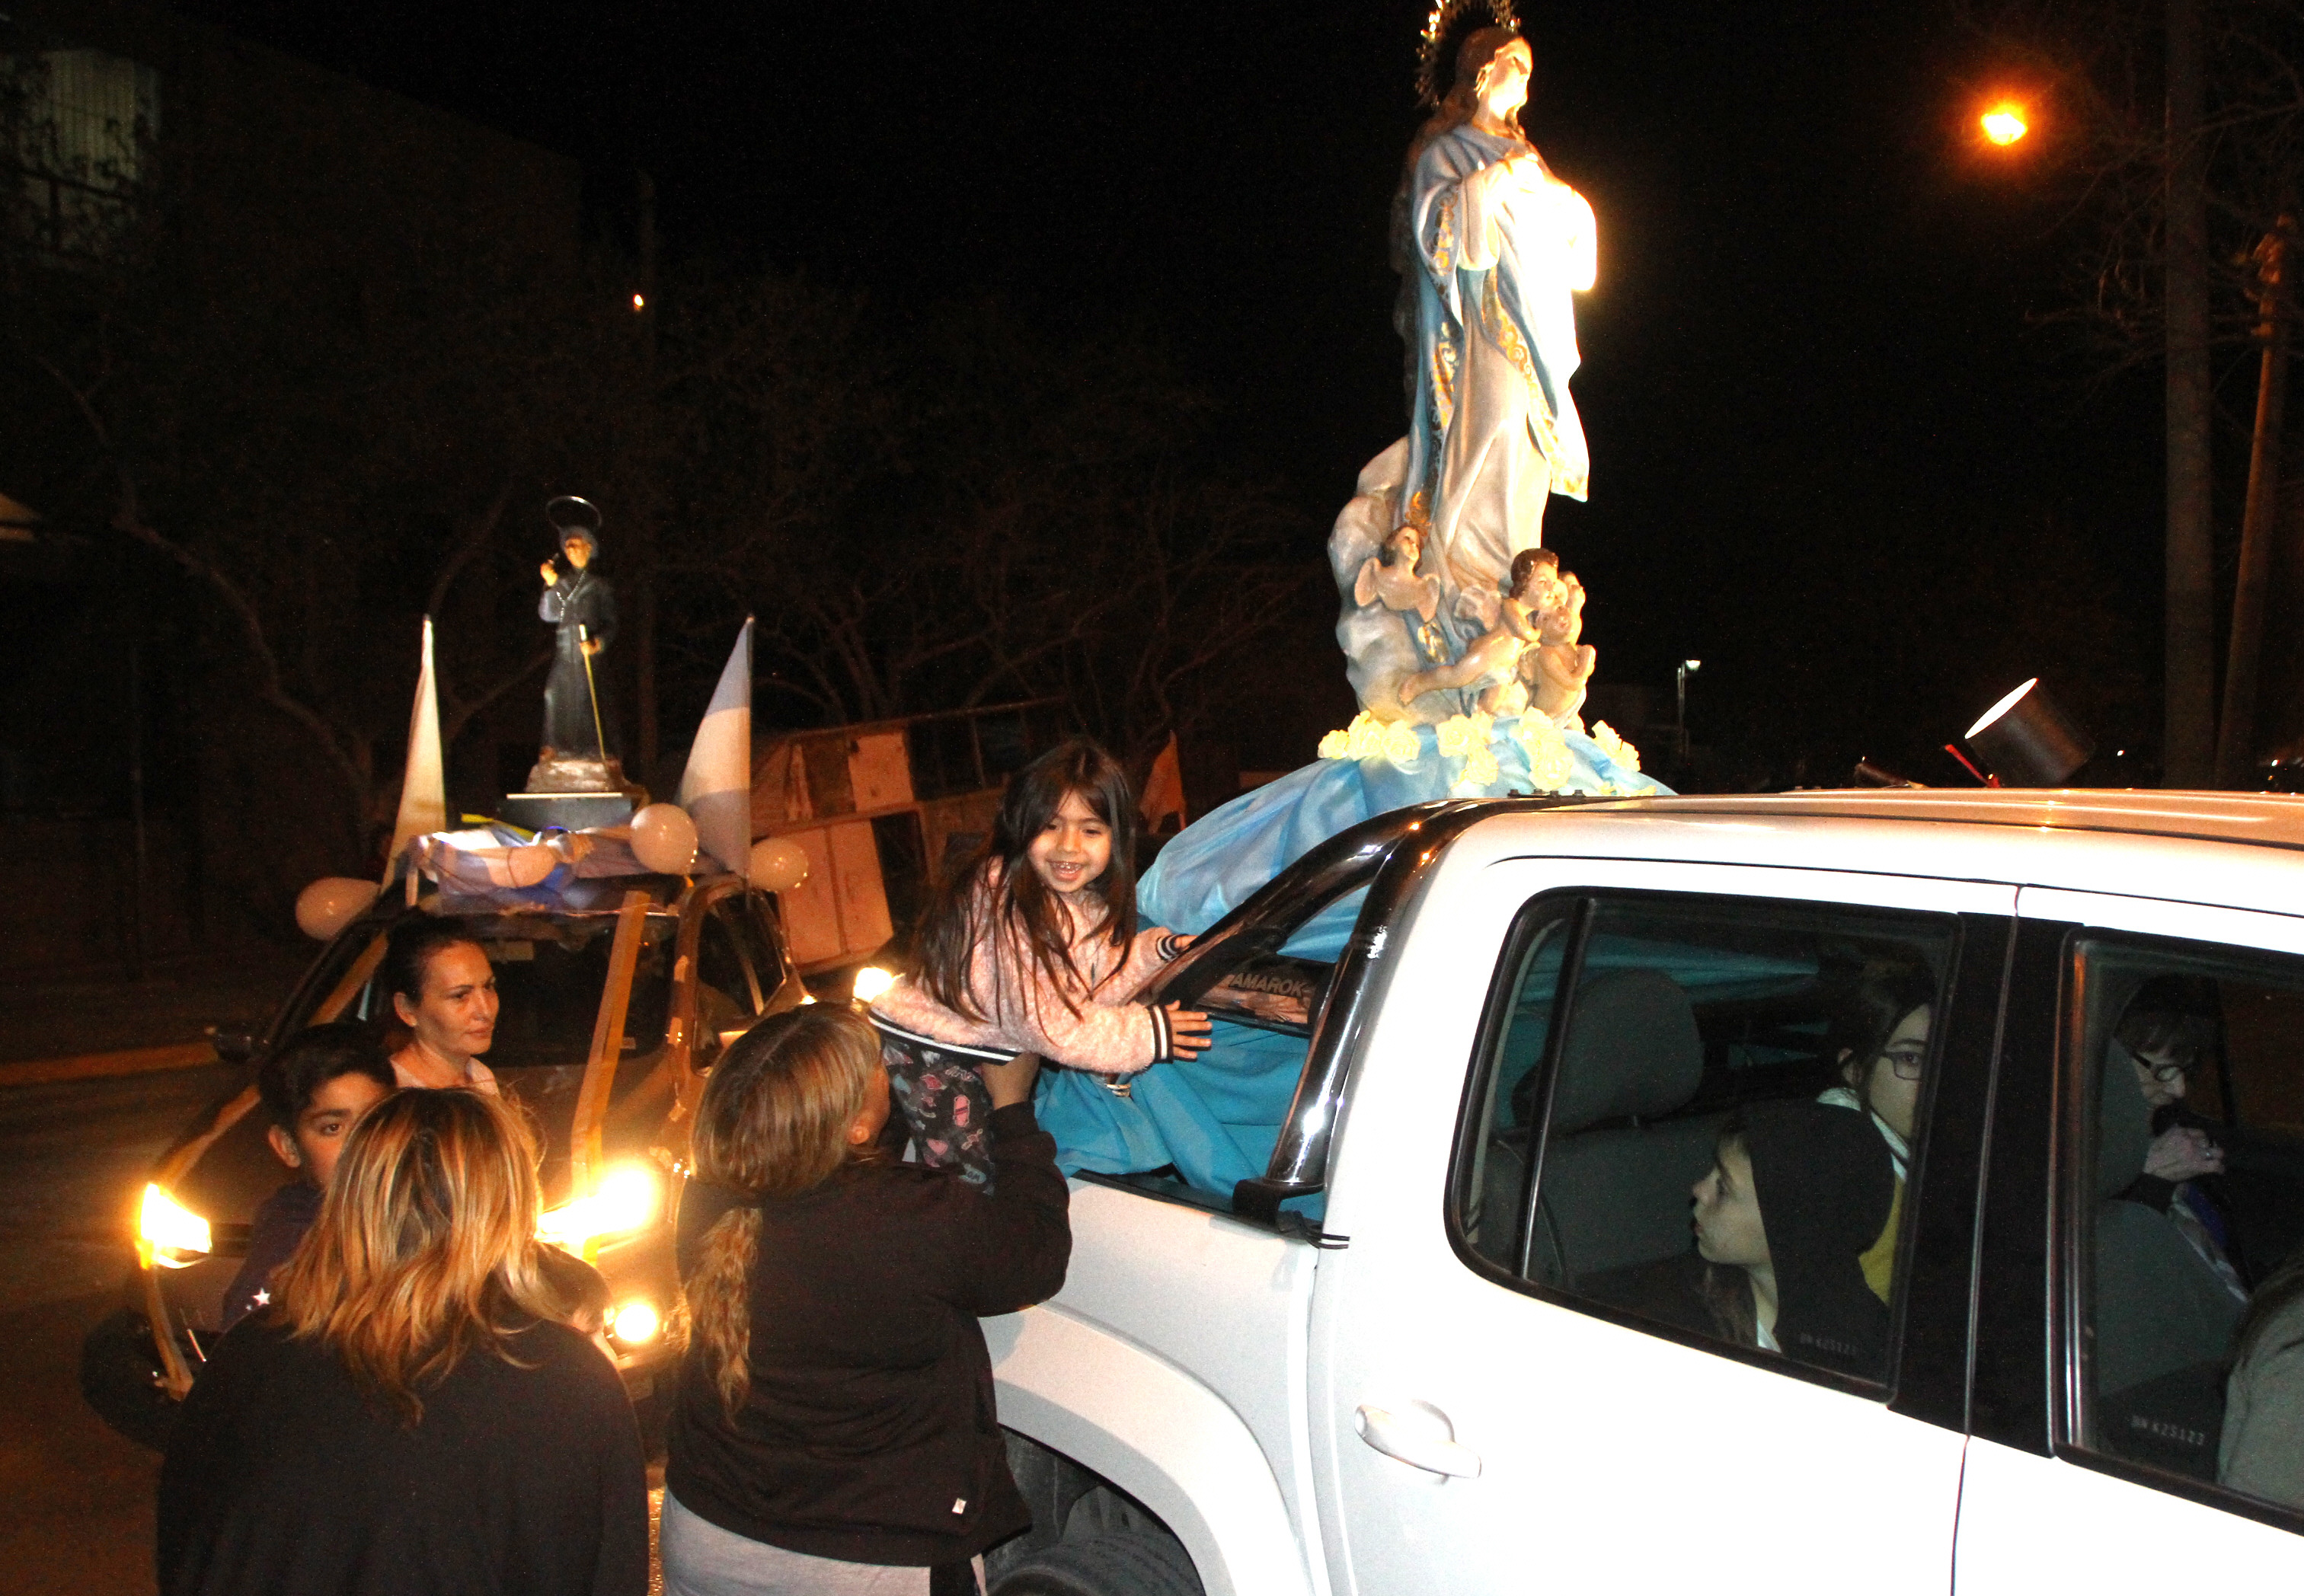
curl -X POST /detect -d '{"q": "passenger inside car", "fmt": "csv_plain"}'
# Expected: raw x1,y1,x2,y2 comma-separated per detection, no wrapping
2114,975,2246,1298
2220,1250,2304,1507
1692,1100,1894,1377
218,1024,397,1333
2089,1032,2245,1477
1817,962,1933,1303
383,915,503,1094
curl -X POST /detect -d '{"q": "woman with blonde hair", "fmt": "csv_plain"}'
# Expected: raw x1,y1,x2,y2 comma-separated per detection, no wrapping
663,1005,1069,1595
157,1088,648,1596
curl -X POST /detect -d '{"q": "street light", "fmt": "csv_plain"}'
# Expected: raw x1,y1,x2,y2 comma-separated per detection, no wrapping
1980,102,2029,147
1676,659,1702,736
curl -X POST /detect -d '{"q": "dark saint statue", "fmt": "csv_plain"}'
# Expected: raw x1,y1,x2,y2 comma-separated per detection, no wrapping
536,521,618,766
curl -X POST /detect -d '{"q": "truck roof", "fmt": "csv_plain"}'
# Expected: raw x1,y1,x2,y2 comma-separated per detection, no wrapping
1437,788,2304,918
1562,788,2304,850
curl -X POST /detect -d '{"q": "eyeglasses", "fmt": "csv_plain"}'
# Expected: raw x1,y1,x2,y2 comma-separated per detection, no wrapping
2137,1054,2196,1085
1874,1045,1928,1081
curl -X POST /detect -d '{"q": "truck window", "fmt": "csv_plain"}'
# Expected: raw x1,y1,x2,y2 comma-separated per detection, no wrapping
1453,891,1956,1387
698,899,763,1014
2069,934,2304,1512
691,900,764,1071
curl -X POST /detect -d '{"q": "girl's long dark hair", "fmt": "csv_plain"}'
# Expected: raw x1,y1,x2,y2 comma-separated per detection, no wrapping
913,738,1142,1025
1698,1117,1758,1345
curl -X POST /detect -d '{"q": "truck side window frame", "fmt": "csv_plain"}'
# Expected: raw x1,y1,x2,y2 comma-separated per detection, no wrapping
2057,930,2304,1536
1448,886,1964,1396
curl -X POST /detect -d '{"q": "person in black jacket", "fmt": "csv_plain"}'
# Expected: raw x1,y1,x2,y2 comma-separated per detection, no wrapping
158,1087,649,1596
664,1004,1070,1595
1692,1100,1895,1380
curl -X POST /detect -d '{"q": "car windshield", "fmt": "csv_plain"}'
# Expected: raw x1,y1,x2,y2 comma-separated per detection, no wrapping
470,913,677,1070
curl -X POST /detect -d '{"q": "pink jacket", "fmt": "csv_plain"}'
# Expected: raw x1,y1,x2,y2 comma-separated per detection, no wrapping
870,868,1189,1074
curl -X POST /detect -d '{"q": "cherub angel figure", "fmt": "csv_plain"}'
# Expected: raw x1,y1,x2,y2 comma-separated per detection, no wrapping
1354,522,1446,661
1355,523,1441,621
1398,546,1560,716
1526,567,1597,726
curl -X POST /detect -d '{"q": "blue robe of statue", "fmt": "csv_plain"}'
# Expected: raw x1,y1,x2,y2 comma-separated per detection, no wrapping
1400,123,1592,637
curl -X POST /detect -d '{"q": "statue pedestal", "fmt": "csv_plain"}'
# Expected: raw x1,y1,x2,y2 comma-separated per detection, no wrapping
525,753,635,794
501,790,638,834
507,754,646,833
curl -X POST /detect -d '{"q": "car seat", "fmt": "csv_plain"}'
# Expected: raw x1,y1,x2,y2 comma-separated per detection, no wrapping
1483,969,1713,1290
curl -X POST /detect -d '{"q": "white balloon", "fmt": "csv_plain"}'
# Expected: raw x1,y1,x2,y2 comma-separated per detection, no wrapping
296,876,381,941
749,837,809,894
630,803,699,874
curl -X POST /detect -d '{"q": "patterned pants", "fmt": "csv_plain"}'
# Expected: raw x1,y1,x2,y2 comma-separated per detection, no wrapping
875,1029,1002,1189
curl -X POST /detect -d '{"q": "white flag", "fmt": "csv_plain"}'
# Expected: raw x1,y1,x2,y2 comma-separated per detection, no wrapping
678,618,753,876
384,617,448,882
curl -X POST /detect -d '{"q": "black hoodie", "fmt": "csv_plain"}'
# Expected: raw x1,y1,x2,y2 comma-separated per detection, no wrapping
1743,1100,1896,1378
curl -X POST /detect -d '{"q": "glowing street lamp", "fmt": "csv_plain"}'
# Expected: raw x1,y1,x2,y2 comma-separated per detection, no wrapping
1980,103,2029,147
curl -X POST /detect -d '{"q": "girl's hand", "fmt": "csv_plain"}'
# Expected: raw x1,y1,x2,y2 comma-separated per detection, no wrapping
1164,1003,1214,1058
981,1052,1043,1109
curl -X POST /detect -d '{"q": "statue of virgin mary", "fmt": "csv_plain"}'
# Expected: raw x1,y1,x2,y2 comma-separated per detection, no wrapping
1395,8,1594,614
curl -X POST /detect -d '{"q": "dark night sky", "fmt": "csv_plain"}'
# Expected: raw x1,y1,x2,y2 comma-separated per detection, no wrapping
174,0,2171,772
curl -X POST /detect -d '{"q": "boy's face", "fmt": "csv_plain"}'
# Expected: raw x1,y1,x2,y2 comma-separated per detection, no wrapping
266,1072,393,1188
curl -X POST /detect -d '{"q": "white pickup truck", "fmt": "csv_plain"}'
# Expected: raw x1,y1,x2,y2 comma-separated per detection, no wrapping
979,791,2304,1596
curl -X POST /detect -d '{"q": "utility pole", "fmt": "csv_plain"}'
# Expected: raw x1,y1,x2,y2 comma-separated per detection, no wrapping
2165,0,2216,787
2215,224,2293,787
634,170,661,783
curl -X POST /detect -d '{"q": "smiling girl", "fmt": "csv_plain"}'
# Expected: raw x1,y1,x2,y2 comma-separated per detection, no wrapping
868,739,1210,1186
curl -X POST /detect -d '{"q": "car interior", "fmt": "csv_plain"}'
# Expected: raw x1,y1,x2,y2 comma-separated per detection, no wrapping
1457,892,1959,1386
2079,938,2304,1501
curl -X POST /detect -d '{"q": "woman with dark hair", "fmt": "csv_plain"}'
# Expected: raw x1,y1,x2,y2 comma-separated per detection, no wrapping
382,915,500,1093
1817,960,1938,1301
1393,10,1595,621
158,1089,648,1594
868,737,1210,1185
664,1006,1069,1594
1691,1101,1896,1378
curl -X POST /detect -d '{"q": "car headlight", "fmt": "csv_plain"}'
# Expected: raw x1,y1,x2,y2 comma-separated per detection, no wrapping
607,1297,662,1345
538,1163,661,1253
139,1184,212,1269
851,964,896,1004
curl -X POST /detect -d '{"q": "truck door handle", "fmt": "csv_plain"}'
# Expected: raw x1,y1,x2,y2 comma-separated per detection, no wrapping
1354,1402,1482,1479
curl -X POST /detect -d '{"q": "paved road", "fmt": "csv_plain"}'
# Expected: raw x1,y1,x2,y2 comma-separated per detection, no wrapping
0,1064,244,1595
0,947,306,1066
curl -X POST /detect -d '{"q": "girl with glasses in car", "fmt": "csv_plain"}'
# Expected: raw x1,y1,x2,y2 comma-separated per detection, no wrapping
1817,962,1935,1303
